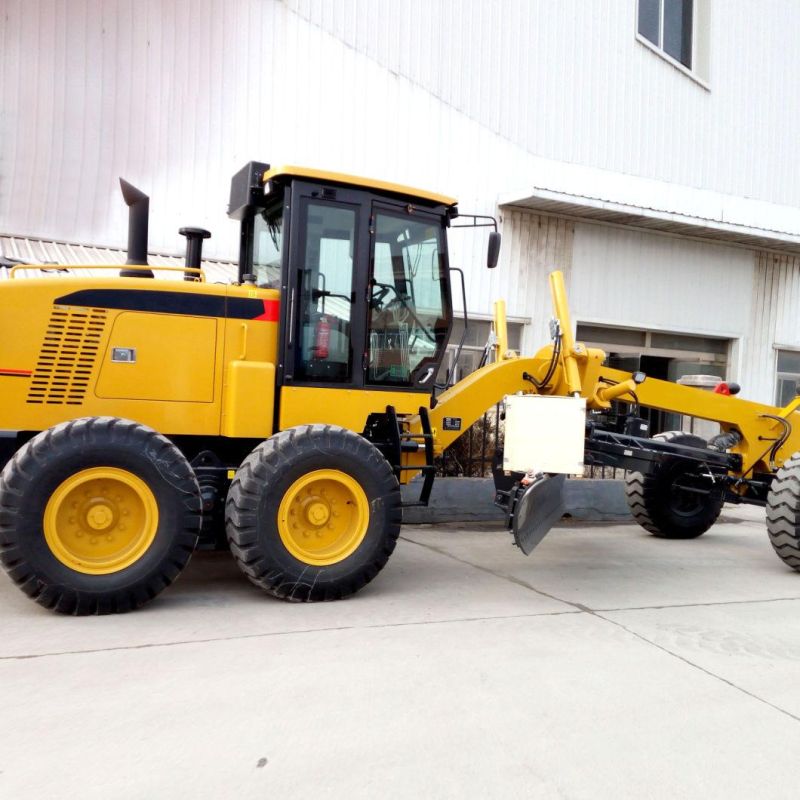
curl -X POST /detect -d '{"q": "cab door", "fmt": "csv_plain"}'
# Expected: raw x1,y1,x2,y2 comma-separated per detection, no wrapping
279,182,369,391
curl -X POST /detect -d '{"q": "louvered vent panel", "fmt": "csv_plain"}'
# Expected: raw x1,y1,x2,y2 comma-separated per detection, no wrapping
27,308,107,405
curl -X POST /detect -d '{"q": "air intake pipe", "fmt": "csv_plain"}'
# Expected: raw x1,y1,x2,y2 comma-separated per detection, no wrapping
119,178,154,278
179,227,211,281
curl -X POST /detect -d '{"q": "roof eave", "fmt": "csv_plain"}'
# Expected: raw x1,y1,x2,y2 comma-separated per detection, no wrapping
499,185,800,256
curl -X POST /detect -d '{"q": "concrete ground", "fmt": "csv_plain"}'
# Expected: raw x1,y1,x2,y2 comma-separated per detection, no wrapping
2,507,800,799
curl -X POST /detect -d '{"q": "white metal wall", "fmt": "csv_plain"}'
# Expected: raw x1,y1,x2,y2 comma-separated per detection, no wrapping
568,220,800,402
3,0,800,321
570,223,754,340
289,0,800,207
498,209,574,350
743,253,800,404
0,0,522,316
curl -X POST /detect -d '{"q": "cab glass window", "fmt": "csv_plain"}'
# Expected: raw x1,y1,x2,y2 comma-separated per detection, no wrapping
368,213,448,386
252,202,283,288
295,202,357,383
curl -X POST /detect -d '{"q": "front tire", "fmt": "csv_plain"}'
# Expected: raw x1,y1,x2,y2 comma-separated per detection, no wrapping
226,425,401,601
766,453,800,572
0,417,201,614
625,431,724,539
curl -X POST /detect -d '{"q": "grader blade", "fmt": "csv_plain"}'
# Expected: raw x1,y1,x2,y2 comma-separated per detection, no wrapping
511,473,567,555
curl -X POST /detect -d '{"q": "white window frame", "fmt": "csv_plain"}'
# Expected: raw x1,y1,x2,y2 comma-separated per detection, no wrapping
635,0,710,90
773,346,800,406
776,372,800,407
577,323,729,368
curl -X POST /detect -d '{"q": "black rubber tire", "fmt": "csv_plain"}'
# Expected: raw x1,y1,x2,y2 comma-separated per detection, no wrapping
625,431,724,539
766,453,800,572
0,417,201,614
226,424,401,601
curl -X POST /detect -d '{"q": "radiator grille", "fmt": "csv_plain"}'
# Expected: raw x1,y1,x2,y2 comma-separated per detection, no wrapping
27,308,107,405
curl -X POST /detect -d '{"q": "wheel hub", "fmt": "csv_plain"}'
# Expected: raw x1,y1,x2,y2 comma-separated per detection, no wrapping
278,469,369,565
44,467,159,574
85,500,116,531
303,498,331,527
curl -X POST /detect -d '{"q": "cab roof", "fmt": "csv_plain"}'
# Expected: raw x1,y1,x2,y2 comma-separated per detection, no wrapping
263,165,457,208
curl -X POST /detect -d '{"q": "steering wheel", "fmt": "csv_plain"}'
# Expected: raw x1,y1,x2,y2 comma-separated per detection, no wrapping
370,284,392,309
370,281,436,343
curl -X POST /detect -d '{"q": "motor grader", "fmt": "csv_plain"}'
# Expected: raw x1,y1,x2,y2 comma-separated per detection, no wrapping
1,162,799,615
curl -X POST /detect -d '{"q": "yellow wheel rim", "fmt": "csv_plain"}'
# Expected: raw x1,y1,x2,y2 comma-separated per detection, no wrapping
277,469,370,566
44,467,159,575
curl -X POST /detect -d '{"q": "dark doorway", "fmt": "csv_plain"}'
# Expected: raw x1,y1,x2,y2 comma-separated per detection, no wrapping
607,353,680,435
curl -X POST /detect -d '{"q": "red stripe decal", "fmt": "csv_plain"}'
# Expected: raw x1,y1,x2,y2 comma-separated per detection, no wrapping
0,368,32,377
253,299,280,322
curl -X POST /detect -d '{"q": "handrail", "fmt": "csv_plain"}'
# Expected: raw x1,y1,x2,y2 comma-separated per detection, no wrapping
8,264,205,281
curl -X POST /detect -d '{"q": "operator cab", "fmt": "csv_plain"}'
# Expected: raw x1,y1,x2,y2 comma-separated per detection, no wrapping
228,162,456,393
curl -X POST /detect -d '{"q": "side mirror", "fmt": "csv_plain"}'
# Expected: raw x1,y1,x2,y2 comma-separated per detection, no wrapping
487,231,501,269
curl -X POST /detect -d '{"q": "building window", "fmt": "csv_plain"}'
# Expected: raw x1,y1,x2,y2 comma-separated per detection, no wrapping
578,323,729,435
638,0,694,69
775,350,800,407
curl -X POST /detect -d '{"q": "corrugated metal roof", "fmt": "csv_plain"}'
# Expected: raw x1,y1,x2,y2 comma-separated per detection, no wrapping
0,235,237,283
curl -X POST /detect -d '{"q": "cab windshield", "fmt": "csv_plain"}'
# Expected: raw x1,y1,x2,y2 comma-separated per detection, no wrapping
368,212,449,386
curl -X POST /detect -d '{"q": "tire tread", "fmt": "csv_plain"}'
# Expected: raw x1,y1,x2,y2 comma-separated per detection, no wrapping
767,454,800,572
624,431,723,539
226,425,401,602
0,416,201,615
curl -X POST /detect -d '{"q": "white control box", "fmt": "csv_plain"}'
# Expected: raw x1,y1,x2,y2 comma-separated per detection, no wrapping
503,394,586,475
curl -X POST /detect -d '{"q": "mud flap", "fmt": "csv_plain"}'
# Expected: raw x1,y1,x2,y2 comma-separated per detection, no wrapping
510,473,566,555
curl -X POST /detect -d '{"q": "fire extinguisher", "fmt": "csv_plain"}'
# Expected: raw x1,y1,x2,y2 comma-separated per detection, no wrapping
313,314,331,359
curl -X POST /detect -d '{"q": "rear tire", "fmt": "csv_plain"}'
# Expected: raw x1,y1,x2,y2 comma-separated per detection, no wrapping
625,431,724,539
0,417,201,614
766,453,800,572
226,425,401,601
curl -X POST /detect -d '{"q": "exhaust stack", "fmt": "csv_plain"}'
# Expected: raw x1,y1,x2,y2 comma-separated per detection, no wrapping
179,227,211,281
119,178,154,278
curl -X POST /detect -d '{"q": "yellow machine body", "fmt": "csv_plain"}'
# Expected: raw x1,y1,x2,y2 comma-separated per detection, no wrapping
5,162,800,616
1,163,459,451
0,273,445,454
0,274,278,439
